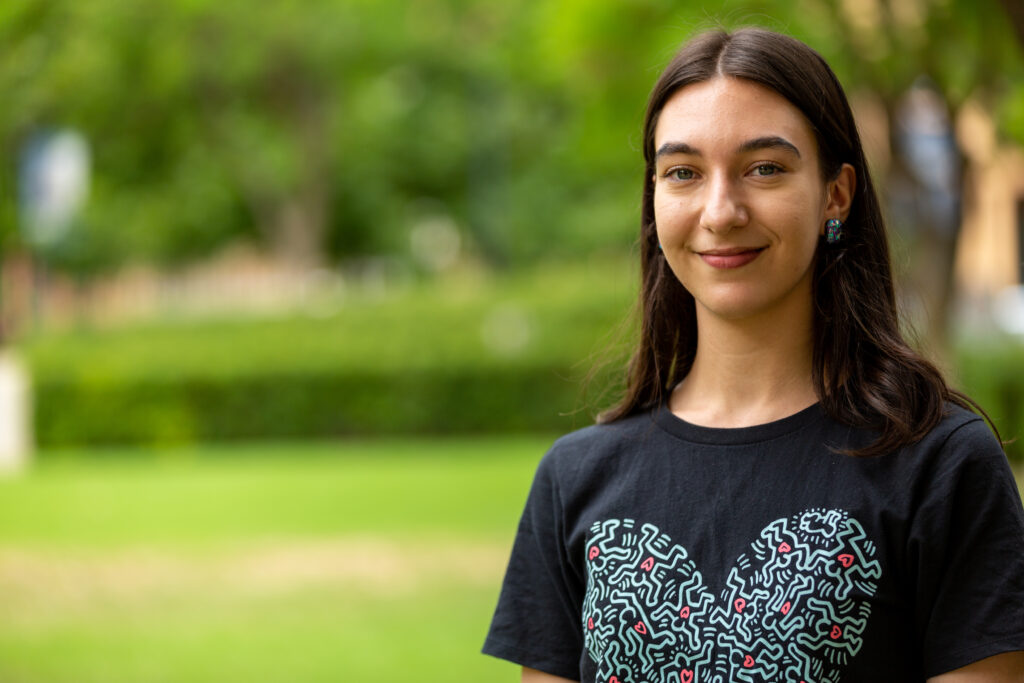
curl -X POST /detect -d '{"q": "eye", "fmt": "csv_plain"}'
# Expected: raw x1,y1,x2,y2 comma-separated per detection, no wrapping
671,168,695,181
752,163,782,177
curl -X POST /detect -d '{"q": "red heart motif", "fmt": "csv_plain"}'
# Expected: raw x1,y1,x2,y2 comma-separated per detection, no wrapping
589,546,600,560
680,669,694,683
640,556,655,572
609,677,620,683
778,542,791,553
837,553,854,568
830,625,842,640
734,598,746,614
743,654,755,668
679,606,690,619
588,617,594,630
780,600,791,615
634,620,648,635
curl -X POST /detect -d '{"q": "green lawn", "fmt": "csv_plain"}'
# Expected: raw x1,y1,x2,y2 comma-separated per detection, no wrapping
2,439,1021,683
0,437,555,683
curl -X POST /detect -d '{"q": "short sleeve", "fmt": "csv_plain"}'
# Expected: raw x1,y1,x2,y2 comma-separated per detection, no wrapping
910,419,1024,677
482,448,585,680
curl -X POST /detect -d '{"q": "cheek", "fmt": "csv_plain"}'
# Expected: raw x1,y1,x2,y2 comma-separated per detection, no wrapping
652,196,670,244
653,194,694,243
776,209,824,275
765,193,825,243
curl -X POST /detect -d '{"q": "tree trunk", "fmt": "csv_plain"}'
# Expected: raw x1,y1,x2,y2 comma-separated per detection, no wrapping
884,87,963,368
998,0,1024,47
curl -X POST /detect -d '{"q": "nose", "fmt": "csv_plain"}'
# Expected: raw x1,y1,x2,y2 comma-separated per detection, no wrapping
700,172,748,234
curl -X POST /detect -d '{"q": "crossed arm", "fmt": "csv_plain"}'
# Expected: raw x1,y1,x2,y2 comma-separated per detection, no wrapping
521,650,1024,682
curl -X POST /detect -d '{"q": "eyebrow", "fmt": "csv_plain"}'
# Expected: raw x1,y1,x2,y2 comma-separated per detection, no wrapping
738,136,801,158
655,136,801,160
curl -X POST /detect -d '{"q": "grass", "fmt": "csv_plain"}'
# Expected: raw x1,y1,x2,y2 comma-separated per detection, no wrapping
2,438,1021,683
0,437,553,547
0,436,556,683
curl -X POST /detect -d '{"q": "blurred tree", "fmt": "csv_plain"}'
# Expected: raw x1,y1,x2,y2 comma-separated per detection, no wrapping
0,0,592,272
0,0,1020,338
787,0,1024,358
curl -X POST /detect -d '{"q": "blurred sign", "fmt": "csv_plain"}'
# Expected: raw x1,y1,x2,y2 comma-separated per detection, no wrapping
18,129,91,248
896,79,960,237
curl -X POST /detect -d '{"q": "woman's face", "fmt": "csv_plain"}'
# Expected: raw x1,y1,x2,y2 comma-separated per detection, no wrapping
652,77,846,325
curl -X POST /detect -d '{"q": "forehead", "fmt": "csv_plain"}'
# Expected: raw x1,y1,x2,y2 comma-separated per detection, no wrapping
653,77,818,155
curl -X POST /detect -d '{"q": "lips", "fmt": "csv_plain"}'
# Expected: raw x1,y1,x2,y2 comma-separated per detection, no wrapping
697,246,766,269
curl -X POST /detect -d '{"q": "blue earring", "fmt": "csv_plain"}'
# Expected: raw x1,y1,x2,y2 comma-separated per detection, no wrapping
826,218,843,244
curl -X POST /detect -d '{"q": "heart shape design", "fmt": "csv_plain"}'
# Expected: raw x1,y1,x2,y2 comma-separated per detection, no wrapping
582,509,882,683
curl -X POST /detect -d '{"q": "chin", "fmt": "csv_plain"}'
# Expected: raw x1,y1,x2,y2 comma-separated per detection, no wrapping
689,287,768,320
694,300,762,322
690,275,814,321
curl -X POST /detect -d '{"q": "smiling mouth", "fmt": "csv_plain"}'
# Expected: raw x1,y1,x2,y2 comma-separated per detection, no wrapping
697,247,766,269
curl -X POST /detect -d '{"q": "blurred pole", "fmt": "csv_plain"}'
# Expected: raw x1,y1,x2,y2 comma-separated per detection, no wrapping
0,350,31,474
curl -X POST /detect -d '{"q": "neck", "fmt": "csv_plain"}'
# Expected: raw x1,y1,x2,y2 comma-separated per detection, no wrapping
670,299,817,428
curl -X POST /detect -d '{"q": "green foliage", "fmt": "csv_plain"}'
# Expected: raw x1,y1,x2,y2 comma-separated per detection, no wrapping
3,0,1020,275
954,342,1024,460
20,260,636,447
18,258,1024,460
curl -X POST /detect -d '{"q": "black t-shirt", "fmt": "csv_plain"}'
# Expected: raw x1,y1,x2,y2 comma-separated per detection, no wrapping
483,402,1024,682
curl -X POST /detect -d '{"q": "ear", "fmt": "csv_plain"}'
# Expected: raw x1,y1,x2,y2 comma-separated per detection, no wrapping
824,163,856,225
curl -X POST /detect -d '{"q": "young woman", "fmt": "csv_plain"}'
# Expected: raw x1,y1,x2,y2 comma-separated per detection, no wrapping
483,27,1024,683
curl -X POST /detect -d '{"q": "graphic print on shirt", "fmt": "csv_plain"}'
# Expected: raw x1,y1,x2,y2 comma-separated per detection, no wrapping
582,509,881,683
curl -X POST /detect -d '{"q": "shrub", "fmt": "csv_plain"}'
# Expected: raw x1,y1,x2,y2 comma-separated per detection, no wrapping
21,261,634,448
18,261,1023,460
955,343,1024,460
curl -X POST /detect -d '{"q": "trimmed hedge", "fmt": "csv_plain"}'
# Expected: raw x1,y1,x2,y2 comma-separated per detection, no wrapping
32,365,619,446
21,261,635,448
29,339,1023,458
17,261,1024,459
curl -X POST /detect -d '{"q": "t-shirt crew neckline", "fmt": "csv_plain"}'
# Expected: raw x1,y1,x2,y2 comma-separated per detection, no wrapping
655,400,825,445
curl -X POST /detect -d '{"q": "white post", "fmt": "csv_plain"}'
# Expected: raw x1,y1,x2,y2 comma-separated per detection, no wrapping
0,351,31,474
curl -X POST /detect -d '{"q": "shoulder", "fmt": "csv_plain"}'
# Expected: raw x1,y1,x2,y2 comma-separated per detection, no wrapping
535,411,659,484
907,402,1004,470
904,406,1024,677
548,410,656,455
900,402,1019,520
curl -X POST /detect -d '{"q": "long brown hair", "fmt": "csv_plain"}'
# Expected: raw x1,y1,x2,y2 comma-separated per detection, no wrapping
599,27,995,456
